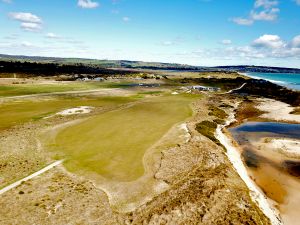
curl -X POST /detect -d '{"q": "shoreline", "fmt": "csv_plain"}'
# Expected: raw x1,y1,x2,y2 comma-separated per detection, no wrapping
238,72,300,91
215,102,283,225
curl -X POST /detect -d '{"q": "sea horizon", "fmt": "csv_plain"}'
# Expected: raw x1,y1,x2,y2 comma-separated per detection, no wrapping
245,72,300,91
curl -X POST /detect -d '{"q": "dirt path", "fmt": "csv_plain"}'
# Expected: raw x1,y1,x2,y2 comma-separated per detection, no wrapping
0,160,64,195
226,83,247,94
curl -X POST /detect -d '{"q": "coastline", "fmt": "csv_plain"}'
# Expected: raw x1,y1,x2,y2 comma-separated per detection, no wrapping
215,102,283,225
238,72,300,91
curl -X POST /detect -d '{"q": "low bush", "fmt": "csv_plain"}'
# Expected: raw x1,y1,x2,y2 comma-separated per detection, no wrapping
208,106,228,119
195,120,220,145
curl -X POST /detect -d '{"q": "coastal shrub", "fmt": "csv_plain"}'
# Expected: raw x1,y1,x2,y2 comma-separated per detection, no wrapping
195,120,220,145
208,106,228,119
219,103,233,108
234,101,264,125
291,107,300,115
213,118,225,125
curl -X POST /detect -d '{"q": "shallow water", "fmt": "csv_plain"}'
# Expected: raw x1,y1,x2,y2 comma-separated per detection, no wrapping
229,122,300,225
230,122,300,173
230,122,300,142
247,72,300,90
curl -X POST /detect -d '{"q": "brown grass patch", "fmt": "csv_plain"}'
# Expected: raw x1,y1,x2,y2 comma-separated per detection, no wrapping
232,98,265,126
291,107,300,115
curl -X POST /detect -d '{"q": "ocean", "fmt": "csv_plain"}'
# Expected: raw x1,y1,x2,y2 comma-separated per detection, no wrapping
246,72,300,91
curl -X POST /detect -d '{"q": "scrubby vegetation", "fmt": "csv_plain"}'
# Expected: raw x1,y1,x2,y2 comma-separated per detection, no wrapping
181,76,300,107
208,106,228,120
195,120,220,145
291,107,300,115
233,98,265,126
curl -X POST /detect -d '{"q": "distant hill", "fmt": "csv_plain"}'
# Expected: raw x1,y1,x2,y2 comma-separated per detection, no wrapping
213,65,300,74
1,54,300,74
0,54,206,71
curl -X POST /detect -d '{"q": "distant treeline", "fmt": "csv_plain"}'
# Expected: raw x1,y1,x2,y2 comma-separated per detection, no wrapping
0,61,138,77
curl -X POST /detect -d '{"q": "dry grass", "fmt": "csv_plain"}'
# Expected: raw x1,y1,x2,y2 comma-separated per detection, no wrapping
232,98,265,126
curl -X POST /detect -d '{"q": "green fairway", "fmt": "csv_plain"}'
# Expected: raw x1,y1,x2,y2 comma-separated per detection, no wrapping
0,96,134,130
46,94,196,181
0,81,135,97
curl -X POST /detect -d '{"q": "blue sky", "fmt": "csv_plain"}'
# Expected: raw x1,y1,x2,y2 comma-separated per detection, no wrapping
0,0,300,67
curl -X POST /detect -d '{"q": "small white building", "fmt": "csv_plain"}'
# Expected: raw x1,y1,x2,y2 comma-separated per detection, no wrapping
94,77,105,81
189,85,220,91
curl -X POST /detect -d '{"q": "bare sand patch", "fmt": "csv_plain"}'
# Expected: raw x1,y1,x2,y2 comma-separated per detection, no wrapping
261,138,300,158
56,106,94,116
256,98,300,123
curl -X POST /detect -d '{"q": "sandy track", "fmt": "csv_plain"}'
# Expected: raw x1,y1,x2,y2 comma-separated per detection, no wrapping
226,83,247,94
0,160,64,195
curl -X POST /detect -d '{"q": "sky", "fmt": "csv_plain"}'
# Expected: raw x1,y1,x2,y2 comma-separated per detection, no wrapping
0,0,300,68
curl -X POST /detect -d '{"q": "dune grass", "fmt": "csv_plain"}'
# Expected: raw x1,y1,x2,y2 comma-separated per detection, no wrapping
46,94,196,182
0,96,134,130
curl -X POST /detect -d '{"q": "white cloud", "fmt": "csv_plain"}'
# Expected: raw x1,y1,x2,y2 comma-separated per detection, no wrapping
250,8,279,21
232,0,279,26
221,39,232,45
78,0,99,9
20,22,42,32
188,34,300,63
21,41,34,47
160,41,175,46
295,0,300,5
252,34,285,49
254,0,278,9
231,17,253,25
9,12,43,32
122,17,130,22
291,35,300,48
3,34,19,40
45,32,61,39
9,12,42,23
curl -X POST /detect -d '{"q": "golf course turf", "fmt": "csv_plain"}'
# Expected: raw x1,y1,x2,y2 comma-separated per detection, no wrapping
0,96,134,130
45,94,196,182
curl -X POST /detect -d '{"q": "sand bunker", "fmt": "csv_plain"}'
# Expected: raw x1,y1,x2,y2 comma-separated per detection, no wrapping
56,106,94,116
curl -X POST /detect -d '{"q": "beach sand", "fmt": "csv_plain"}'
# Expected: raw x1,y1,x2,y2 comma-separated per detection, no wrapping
256,98,300,123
